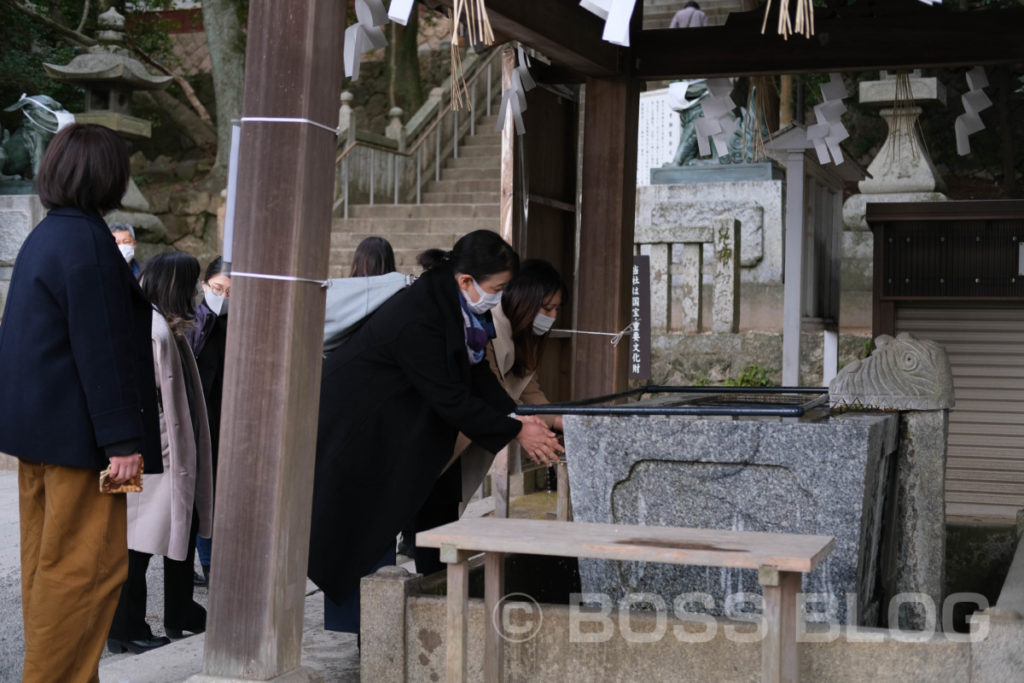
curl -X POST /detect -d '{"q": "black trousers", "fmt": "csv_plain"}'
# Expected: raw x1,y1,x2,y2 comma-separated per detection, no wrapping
413,464,462,577
109,510,202,639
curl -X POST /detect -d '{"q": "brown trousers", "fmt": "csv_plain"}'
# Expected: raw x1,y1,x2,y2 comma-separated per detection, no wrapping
19,461,128,683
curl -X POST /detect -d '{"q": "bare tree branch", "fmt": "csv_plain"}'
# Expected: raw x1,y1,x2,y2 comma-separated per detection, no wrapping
76,0,90,35
3,0,96,47
125,35,213,125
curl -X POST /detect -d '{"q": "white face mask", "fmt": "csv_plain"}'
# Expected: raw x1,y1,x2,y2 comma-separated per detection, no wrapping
17,94,75,132
117,243,135,263
205,289,228,317
532,312,556,335
464,278,502,315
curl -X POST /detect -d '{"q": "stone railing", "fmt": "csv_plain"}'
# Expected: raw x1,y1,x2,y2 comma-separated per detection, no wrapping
333,48,504,216
635,213,740,334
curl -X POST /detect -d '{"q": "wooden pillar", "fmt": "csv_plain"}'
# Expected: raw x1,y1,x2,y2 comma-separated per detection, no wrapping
198,1,345,679
499,46,517,247
782,150,805,387
575,76,640,398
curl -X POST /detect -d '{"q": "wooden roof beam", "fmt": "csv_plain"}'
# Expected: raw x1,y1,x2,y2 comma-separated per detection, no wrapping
634,7,1024,79
435,0,626,78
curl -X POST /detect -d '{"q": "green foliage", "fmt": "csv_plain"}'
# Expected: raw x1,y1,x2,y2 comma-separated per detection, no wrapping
723,363,775,387
0,3,84,127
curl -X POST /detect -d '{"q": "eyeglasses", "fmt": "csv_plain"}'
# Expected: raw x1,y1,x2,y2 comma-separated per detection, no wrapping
208,283,230,297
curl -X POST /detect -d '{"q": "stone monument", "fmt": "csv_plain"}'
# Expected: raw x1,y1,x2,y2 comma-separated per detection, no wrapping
842,71,948,231
831,332,955,630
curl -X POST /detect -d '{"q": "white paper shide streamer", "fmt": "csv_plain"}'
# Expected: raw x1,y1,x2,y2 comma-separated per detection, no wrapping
387,0,415,25
580,0,637,47
955,67,991,157
496,46,536,135
806,73,849,165
694,78,737,159
345,0,388,81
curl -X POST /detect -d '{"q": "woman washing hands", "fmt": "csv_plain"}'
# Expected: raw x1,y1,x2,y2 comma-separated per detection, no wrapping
308,230,562,634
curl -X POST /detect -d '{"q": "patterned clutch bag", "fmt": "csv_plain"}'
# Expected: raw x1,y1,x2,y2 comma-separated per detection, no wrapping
99,460,143,494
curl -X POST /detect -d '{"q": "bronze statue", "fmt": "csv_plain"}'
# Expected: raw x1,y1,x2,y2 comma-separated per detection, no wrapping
1,94,74,181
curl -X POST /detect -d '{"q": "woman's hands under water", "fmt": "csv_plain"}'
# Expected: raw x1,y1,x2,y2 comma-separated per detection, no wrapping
513,416,564,466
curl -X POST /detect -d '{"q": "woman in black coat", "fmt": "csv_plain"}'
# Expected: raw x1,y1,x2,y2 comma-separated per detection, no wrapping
308,230,562,632
0,123,161,682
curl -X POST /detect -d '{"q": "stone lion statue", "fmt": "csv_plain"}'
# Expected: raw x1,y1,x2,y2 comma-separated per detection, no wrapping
1,94,75,181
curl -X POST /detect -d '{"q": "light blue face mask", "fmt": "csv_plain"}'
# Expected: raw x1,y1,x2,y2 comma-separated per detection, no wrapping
532,312,556,335
465,278,502,315
204,289,229,317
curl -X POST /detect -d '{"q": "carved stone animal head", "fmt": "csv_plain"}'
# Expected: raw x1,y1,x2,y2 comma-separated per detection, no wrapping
829,332,954,411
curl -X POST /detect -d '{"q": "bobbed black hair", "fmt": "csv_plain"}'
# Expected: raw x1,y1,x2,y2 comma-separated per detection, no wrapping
417,230,519,283
140,251,201,337
36,123,130,215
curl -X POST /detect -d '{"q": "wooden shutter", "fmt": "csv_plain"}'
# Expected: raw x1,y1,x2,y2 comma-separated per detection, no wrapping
896,305,1024,522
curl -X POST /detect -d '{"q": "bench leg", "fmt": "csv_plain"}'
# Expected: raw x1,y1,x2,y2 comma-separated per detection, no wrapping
484,552,505,683
760,570,800,683
556,462,572,521
445,549,471,683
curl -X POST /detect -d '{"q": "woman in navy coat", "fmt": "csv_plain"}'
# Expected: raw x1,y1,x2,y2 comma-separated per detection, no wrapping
308,231,563,632
0,124,161,682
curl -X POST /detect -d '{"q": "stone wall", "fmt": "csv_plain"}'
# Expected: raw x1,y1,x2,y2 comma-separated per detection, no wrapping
128,152,223,268
651,330,871,388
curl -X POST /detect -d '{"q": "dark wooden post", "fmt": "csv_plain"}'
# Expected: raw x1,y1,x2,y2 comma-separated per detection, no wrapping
574,76,640,398
199,1,345,679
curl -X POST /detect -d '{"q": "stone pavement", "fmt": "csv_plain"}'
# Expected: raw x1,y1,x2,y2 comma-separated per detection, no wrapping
0,468,361,682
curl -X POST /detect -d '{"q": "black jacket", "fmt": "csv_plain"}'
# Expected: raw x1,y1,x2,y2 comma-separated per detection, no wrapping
308,265,520,602
0,207,161,473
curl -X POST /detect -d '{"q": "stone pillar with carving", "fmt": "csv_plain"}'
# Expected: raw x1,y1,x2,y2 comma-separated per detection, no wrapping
830,332,955,630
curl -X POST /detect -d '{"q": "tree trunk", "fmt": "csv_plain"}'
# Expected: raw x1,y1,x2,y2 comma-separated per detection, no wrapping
387,9,424,113
134,90,217,151
202,0,246,176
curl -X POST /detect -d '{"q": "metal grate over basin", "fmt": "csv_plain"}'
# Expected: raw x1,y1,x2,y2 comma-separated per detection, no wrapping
515,386,829,418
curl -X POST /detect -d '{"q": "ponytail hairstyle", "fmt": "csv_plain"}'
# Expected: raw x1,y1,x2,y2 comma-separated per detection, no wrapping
140,251,201,337
418,229,519,283
350,236,396,277
501,259,567,377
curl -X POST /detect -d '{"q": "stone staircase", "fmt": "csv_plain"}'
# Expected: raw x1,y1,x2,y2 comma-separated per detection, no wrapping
329,115,502,277
642,0,747,29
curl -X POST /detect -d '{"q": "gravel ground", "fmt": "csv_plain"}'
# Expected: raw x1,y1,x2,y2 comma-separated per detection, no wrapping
0,468,210,680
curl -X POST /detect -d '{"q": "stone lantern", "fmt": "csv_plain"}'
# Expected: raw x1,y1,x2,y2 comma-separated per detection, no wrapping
43,7,172,139
42,7,172,241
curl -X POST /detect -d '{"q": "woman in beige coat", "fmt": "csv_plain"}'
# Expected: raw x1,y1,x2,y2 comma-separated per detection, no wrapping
456,258,566,499
108,252,214,653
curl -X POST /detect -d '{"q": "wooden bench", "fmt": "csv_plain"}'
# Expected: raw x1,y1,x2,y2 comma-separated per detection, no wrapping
417,517,834,683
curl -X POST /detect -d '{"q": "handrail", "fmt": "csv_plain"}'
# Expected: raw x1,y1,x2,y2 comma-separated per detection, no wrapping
333,46,505,215
335,48,501,165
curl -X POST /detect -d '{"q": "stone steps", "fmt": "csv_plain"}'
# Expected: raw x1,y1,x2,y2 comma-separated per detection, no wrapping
441,166,501,180
461,134,502,147
424,178,499,194
331,231,466,249
331,216,498,234
347,202,500,219
331,110,503,277
445,156,501,169
422,190,501,204
456,144,502,158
